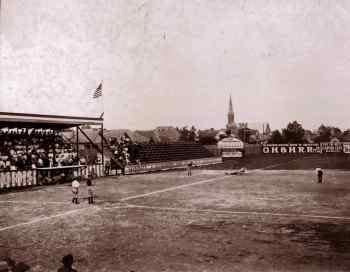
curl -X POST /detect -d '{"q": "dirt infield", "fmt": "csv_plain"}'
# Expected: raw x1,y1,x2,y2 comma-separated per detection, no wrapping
1,170,350,271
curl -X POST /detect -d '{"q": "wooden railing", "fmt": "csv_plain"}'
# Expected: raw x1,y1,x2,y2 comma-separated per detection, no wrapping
0,164,105,191
0,169,37,189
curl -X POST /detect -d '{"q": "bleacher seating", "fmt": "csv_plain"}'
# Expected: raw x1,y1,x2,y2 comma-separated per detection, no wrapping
138,142,214,163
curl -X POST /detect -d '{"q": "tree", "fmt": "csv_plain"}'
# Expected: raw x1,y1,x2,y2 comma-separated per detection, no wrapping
198,129,218,145
179,126,198,142
269,130,284,144
179,126,190,142
303,129,316,143
189,126,198,142
314,125,342,143
282,121,305,143
331,127,342,139
314,125,331,143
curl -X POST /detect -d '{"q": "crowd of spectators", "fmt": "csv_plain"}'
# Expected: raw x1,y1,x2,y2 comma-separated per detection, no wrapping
109,133,141,166
110,134,131,165
0,128,78,171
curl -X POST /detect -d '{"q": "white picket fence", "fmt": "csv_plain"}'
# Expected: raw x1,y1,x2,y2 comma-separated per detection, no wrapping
81,164,104,178
0,170,37,189
0,164,105,191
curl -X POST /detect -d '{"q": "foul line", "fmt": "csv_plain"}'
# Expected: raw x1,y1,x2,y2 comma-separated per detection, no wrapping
120,176,229,201
124,204,350,221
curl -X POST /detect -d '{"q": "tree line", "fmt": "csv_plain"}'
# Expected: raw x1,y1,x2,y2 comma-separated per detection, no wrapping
178,121,350,145
269,121,350,144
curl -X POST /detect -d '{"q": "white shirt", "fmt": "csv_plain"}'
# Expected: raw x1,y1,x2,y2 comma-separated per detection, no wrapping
72,180,80,189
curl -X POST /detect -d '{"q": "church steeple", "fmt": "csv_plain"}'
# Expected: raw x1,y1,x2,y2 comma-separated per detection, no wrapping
227,95,235,125
229,95,233,113
226,95,237,135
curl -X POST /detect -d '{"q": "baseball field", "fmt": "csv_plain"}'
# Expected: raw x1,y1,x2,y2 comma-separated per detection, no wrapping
1,159,350,271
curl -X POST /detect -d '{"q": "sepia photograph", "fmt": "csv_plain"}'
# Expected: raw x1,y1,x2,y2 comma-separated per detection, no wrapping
1,0,350,271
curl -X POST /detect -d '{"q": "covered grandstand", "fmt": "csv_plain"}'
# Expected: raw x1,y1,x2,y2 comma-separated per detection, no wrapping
0,112,104,190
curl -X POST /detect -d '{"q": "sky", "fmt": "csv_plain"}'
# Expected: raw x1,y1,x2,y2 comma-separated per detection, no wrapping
1,0,350,131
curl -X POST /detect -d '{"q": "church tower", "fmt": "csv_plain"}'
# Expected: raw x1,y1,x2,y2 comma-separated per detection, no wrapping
226,95,238,136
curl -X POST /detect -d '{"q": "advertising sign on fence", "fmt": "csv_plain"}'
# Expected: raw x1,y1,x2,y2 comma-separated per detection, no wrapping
343,143,350,154
262,144,321,154
263,143,350,154
320,143,343,153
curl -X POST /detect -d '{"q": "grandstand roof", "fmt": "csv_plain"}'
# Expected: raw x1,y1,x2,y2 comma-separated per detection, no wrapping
0,112,103,129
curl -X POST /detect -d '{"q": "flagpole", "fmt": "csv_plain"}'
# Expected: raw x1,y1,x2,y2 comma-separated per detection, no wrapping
101,80,104,118
99,80,104,167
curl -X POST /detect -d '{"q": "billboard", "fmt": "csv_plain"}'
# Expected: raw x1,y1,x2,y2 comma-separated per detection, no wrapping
262,144,321,154
343,143,350,154
320,142,343,153
263,143,350,154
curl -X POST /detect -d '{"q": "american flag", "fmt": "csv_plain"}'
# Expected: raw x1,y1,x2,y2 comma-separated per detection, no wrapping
93,82,103,98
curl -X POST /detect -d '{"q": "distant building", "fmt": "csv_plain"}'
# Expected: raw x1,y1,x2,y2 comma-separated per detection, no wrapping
137,126,180,143
135,130,159,143
342,130,350,142
198,128,219,145
104,129,149,143
155,126,180,143
247,122,271,135
263,123,271,135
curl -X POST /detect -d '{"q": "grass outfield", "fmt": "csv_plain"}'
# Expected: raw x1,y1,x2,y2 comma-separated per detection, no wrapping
1,169,350,271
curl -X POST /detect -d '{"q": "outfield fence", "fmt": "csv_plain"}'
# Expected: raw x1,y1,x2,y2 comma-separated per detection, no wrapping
125,157,222,174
